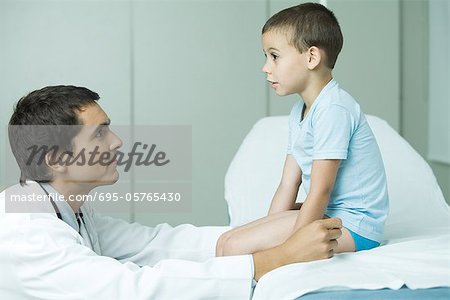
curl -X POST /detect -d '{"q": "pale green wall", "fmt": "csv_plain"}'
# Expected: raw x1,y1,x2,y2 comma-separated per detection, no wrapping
401,0,450,204
130,0,267,226
0,0,268,227
1,0,448,228
269,0,401,133
0,0,133,222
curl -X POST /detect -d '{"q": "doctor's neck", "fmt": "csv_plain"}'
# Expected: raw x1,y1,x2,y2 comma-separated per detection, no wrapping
49,179,95,213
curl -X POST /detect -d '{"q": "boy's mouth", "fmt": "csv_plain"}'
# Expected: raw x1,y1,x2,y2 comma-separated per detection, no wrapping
267,80,279,88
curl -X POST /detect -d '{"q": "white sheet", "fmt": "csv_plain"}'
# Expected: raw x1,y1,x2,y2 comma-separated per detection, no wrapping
224,115,450,298
253,231,450,299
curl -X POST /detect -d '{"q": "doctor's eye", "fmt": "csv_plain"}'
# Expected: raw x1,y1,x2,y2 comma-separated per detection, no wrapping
95,129,103,138
95,127,108,138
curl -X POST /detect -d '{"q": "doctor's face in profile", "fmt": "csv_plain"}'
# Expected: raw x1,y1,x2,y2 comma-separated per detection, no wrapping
56,103,123,187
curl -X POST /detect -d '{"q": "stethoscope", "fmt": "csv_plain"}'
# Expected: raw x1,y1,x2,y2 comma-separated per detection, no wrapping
37,182,95,248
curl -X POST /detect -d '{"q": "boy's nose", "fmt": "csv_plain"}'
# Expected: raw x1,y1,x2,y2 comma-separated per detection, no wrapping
262,61,271,74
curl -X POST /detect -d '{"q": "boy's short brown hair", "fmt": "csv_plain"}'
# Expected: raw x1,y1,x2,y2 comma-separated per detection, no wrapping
262,2,343,69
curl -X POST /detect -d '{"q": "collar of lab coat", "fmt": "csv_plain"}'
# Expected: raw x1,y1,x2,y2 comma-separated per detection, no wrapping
40,183,81,233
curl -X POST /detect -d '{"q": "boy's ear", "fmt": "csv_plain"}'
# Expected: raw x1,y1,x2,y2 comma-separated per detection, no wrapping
45,151,69,175
306,46,322,70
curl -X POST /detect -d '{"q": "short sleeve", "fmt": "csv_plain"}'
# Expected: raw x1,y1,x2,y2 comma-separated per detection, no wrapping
312,104,355,160
287,102,303,154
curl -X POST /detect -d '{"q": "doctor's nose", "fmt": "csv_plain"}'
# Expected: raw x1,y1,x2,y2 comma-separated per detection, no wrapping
109,131,123,151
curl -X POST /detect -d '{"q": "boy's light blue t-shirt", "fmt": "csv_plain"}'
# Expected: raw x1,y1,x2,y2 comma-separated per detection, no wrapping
288,79,389,242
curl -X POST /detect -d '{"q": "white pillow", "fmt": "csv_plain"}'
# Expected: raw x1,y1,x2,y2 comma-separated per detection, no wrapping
224,115,450,239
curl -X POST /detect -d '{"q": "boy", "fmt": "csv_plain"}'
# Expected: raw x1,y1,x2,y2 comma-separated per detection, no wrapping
216,2,388,255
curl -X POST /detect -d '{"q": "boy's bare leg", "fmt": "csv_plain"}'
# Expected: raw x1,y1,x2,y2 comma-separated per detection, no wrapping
225,209,299,236
217,210,355,256
217,203,303,242
335,227,356,252
216,211,299,256
322,215,355,252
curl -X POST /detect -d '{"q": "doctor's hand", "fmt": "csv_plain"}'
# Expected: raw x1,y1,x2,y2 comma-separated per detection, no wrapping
252,218,342,281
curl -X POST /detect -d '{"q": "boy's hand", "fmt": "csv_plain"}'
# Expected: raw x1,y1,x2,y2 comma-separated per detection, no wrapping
253,218,342,281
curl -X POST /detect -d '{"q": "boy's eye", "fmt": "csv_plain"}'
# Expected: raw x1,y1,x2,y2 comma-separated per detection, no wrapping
271,53,279,61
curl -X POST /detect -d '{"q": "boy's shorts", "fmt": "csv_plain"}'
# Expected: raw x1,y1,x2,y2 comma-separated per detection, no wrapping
346,228,380,251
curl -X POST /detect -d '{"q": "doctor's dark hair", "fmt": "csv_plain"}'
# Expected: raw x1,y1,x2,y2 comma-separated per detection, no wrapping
8,85,100,185
262,2,343,69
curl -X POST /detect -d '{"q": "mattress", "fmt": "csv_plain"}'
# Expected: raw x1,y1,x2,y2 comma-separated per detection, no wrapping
224,115,450,299
298,286,450,299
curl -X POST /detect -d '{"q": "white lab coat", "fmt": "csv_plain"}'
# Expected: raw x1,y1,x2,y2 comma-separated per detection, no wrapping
0,181,254,299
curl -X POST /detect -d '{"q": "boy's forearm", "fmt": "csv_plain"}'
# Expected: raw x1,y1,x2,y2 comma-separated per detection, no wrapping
293,195,329,231
268,183,300,215
294,159,339,230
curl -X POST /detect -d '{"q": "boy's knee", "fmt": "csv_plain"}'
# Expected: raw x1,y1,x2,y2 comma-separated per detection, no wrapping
216,231,236,256
215,232,228,256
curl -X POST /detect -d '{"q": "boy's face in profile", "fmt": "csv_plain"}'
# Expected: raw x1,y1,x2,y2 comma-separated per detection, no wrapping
55,103,123,188
262,30,309,97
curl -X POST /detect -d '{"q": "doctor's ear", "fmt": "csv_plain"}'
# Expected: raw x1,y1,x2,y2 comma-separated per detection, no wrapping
45,151,71,174
306,46,322,70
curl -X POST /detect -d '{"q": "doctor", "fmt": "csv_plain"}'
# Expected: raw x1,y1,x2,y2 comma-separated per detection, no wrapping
0,85,342,299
